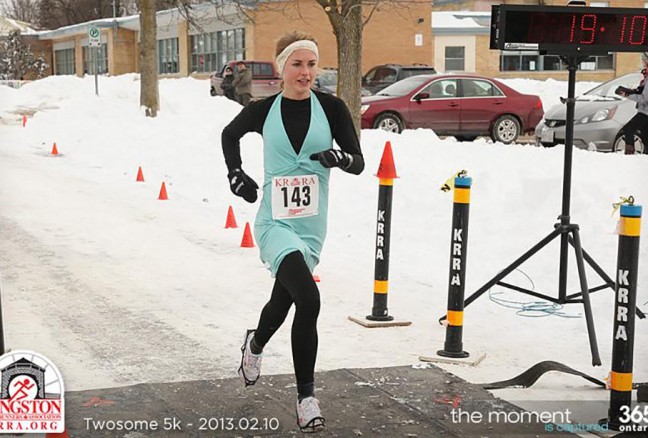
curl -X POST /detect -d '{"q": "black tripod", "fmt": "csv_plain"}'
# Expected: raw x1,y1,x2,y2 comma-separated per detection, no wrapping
446,56,643,367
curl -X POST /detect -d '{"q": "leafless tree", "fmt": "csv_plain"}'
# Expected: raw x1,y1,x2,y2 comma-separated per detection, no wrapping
217,0,385,134
37,0,124,29
136,0,205,118
316,0,363,134
139,0,159,117
0,0,42,26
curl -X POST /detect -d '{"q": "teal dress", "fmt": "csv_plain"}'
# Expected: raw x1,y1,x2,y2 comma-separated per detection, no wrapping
254,92,332,276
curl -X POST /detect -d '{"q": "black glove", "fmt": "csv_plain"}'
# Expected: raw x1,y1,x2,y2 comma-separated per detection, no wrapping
309,149,352,169
228,168,258,203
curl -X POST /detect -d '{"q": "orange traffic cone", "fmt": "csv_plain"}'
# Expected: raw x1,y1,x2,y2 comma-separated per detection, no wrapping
136,166,145,182
240,222,254,247
225,205,238,228
376,141,398,179
158,182,168,200
46,428,69,437
22,114,26,127
51,142,59,155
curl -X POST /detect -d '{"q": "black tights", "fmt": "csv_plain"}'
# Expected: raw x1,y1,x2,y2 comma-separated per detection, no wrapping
253,251,320,388
622,112,648,146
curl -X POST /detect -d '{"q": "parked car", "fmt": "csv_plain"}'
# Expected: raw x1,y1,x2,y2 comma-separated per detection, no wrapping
535,72,645,153
361,74,544,143
210,60,281,99
313,68,371,96
362,64,437,95
313,69,338,94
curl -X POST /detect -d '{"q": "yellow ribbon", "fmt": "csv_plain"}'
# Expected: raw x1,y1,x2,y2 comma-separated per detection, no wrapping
611,195,635,217
440,170,467,192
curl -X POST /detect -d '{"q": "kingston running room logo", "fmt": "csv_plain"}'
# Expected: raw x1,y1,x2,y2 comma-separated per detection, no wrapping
0,350,64,433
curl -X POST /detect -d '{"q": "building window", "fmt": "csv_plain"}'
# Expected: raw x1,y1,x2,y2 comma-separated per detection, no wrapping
54,48,75,75
500,52,541,71
581,54,614,70
500,52,613,71
445,46,465,71
83,44,108,74
158,38,179,74
190,28,245,73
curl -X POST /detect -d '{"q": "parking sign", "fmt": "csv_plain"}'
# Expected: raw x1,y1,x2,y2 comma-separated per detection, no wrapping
88,27,101,47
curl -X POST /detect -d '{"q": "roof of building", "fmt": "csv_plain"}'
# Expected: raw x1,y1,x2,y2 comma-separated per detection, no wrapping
35,10,178,40
34,2,243,41
432,11,491,35
0,15,38,36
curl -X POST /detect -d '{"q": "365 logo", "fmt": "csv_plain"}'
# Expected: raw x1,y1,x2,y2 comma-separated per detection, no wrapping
0,350,65,433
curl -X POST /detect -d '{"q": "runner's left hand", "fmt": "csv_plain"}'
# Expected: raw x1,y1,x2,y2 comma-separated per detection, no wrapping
309,149,351,169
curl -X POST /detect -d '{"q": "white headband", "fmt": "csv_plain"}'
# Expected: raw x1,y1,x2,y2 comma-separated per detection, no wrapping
275,40,319,75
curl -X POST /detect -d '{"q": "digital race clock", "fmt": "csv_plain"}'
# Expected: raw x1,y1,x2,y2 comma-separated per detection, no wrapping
491,5,648,54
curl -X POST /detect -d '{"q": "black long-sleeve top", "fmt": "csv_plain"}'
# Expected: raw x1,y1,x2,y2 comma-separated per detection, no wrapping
222,91,364,175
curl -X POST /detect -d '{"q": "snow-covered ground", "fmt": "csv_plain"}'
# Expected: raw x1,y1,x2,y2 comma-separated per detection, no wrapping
0,74,646,427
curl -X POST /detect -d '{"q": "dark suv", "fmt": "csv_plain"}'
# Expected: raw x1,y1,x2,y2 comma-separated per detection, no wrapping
362,64,437,95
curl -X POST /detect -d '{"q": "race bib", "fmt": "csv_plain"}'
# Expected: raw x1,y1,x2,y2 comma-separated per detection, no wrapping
271,174,319,220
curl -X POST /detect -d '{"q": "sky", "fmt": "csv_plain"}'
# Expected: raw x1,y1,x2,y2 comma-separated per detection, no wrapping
0,74,647,431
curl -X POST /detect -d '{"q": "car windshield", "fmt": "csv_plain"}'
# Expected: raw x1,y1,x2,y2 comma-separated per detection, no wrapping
399,68,435,79
582,73,642,100
376,75,433,96
317,71,337,87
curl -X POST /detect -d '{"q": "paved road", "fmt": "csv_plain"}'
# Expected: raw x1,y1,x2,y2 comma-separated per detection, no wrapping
62,365,577,438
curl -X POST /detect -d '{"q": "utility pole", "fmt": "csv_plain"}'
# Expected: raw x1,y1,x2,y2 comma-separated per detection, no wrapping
112,0,118,44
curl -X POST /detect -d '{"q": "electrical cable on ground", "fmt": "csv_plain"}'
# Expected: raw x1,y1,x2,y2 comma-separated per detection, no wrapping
487,269,581,318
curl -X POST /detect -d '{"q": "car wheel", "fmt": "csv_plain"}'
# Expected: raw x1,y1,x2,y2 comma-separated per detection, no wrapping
374,113,404,133
210,87,217,97
491,115,521,144
613,132,645,154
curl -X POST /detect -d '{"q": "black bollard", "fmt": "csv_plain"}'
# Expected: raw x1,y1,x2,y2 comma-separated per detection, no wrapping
438,175,472,358
367,141,398,322
602,203,642,431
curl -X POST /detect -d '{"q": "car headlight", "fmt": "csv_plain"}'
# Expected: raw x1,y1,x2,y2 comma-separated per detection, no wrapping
574,106,617,124
361,104,370,115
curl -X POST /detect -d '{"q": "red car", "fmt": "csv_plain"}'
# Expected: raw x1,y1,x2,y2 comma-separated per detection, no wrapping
360,74,544,143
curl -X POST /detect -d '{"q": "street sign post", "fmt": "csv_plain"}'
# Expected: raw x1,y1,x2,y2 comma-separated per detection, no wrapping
88,27,100,96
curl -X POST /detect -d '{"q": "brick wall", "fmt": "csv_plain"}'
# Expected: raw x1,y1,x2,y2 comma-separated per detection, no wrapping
437,0,646,81
434,0,645,9
108,28,136,75
31,0,647,81
250,0,434,74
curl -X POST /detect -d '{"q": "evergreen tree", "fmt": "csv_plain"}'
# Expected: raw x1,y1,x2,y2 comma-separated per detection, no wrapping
0,30,48,80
